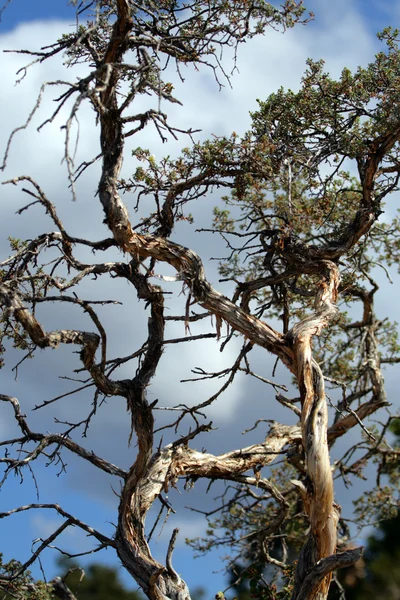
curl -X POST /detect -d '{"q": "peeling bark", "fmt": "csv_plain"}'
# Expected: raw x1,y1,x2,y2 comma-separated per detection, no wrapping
288,263,340,599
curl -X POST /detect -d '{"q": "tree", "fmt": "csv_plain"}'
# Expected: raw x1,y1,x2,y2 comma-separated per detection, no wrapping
0,554,52,600
339,512,400,600
339,418,400,600
1,2,400,600
55,558,143,600
0,556,143,600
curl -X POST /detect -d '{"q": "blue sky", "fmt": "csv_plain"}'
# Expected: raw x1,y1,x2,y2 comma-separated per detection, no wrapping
0,0,394,34
0,0,76,29
1,0,400,597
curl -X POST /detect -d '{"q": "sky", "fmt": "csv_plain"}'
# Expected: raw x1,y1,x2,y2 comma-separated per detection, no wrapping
1,0,400,597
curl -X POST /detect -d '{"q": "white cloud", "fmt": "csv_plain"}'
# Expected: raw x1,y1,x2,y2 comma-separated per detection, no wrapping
156,515,207,548
31,513,65,540
30,512,101,556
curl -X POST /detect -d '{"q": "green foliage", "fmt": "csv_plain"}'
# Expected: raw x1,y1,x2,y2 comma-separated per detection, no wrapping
0,554,52,600
58,558,143,600
340,513,400,600
0,555,144,600
226,564,295,600
388,417,400,438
